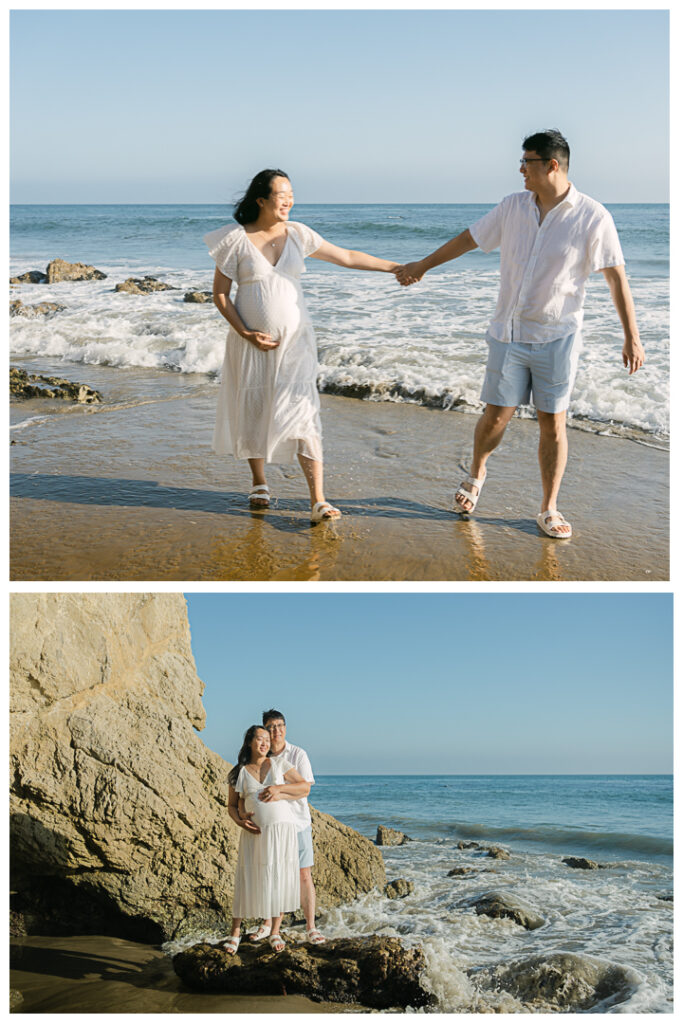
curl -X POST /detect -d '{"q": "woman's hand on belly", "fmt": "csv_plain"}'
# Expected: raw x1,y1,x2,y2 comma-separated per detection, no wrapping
239,328,280,351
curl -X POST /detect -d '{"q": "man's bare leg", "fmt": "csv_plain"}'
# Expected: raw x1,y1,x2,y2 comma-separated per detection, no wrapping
455,404,517,512
536,409,571,535
300,866,316,931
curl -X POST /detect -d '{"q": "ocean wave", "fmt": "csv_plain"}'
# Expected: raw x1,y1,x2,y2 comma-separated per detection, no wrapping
450,821,672,858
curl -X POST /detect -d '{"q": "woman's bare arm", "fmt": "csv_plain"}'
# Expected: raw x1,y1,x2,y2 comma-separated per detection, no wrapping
310,239,399,274
212,268,279,351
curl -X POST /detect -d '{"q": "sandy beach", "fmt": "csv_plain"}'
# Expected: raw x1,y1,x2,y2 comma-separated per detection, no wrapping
10,376,668,581
10,933,343,1013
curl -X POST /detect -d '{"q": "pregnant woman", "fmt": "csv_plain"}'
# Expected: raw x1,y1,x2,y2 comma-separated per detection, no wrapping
204,168,400,522
223,725,311,954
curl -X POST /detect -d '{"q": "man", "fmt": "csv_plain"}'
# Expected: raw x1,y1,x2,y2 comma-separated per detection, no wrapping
254,708,325,944
397,129,645,538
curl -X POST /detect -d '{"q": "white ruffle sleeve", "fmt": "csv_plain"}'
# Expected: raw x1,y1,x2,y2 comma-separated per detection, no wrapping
204,223,241,279
288,220,324,257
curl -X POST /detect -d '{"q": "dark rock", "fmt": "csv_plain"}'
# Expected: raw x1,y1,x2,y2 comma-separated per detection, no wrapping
46,259,106,283
447,866,476,877
457,840,483,850
469,952,634,1012
10,989,24,1012
9,270,48,284
469,891,544,930
385,878,413,899
10,367,103,404
562,857,604,870
656,893,673,902
375,825,412,846
115,277,174,294
10,299,66,317
184,290,213,303
486,846,510,860
172,935,434,1010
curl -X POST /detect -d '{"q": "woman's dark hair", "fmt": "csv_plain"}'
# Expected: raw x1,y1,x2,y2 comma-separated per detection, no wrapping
233,169,290,225
228,725,269,786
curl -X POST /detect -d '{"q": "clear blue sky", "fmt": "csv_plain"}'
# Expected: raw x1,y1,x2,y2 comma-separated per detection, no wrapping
185,593,672,775
10,9,669,203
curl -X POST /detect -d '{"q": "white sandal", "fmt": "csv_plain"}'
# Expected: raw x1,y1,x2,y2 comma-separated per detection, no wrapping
220,935,241,955
307,927,326,945
310,501,341,523
249,485,270,508
248,924,272,942
454,472,486,514
268,933,285,953
536,509,572,539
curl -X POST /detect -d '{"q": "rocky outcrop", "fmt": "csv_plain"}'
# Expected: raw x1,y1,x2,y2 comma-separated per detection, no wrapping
114,277,175,294
469,952,634,1012
468,891,544,930
184,290,213,303
10,367,102,404
562,857,606,870
385,878,413,899
486,845,510,860
173,936,434,1009
10,594,385,942
47,259,106,283
10,270,48,284
10,299,66,317
375,825,411,846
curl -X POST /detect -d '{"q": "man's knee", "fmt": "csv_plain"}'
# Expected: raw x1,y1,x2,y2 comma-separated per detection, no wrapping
482,404,516,430
537,410,567,439
300,866,313,884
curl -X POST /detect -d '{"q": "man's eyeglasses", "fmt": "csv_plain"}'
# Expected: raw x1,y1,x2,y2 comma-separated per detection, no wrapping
520,158,548,168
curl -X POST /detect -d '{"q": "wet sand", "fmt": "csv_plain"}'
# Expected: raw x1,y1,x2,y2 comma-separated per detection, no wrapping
10,388,668,581
10,933,343,1014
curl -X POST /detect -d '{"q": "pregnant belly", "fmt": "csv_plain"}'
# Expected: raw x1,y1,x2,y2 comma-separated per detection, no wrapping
236,281,305,336
248,797,295,831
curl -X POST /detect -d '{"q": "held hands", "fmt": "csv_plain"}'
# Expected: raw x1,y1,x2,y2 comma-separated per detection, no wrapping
622,336,645,375
258,785,281,803
395,262,425,287
241,329,280,351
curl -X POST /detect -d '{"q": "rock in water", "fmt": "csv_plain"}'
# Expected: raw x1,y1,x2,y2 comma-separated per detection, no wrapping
10,269,48,284
10,367,102,403
563,856,604,870
114,277,174,294
10,594,385,941
375,824,412,846
184,290,213,303
486,845,511,860
173,936,434,1010
469,952,634,1012
10,300,66,317
385,878,413,899
469,891,545,930
46,259,107,283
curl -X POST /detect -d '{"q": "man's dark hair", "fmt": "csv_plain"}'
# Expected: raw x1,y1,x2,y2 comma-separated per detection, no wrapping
262,708,286,726
522,130,570,171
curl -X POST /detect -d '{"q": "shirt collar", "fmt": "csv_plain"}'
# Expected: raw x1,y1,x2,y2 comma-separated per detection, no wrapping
525,182,577,211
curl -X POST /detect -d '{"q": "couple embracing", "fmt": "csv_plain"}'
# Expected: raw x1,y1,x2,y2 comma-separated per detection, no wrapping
222,709,323,955
205,129,644,539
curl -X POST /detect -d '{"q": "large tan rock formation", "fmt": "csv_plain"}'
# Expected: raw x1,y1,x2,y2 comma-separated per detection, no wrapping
10,594,385,941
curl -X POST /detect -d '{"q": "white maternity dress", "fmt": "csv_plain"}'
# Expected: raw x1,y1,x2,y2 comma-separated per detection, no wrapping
204,221,325,464
232,758,300,919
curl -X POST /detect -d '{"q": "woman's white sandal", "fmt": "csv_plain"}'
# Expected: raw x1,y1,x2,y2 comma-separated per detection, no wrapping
310,501,341,523
307,928,326,945
220,935,241,955
268,934,285,953
536,509,572,539
248,924,272,942
454,472,486,514
249,485,270,508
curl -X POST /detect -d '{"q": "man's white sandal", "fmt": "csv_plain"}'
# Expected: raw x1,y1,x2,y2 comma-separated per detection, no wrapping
307,928,326,945
311,501,341,523
536,509,572,539
268,934,285,953
248,924,272,942
220,935,241,955
454,473,486,514
249,485,270,508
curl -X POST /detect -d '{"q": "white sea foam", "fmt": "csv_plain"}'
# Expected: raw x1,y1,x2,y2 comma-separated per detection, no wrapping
10,259,669,442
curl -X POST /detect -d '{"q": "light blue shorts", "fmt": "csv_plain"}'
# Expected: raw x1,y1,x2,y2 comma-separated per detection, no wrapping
298,826,314,869
480,331,582,413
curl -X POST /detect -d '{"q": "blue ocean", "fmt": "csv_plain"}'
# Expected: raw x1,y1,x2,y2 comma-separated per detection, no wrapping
165,773,672,1012
10,203,669,447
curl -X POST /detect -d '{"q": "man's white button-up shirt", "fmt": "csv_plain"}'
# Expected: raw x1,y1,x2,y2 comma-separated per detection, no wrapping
469,185,624,344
